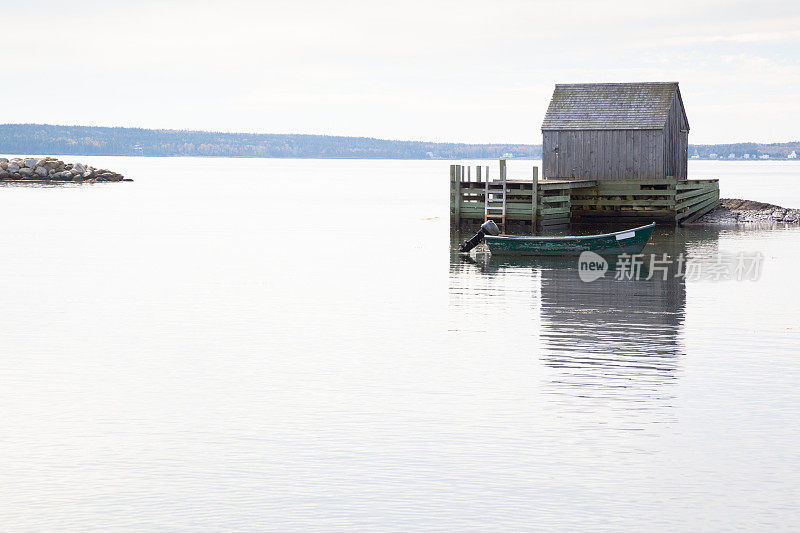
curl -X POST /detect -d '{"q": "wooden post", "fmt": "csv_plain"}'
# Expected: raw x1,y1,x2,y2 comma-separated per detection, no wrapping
454,165,462,226
467,166,471,182
484,170,489,223
531,165,538,234
449,164,456,227
499,159,506,181
476,165,482,184
484,166,490,222
667,175,678,225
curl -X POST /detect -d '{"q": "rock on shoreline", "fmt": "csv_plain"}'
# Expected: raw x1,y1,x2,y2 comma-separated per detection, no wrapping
697,198,800,224
0,157,127,182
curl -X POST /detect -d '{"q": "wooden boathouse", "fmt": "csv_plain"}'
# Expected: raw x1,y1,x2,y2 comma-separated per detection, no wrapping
543,82,689,180
450,81,720,230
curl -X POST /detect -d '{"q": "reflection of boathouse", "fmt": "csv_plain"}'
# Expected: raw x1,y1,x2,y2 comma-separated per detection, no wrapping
537,260,684,366
538,260,685,424
449,235,687,416
450,82,720,230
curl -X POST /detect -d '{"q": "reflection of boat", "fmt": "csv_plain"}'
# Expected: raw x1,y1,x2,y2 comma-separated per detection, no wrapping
485,222,655,256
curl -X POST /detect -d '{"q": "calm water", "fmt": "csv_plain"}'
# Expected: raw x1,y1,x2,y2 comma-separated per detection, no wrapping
0,157,798,531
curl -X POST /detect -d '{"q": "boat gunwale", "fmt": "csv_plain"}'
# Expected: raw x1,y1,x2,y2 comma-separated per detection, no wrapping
485,222,655,242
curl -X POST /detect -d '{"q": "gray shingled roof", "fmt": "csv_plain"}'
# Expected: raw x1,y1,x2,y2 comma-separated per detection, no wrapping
542,82,683,130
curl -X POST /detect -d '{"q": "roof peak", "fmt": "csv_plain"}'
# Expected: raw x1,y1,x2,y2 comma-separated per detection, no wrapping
542,82,686,131
554,81,678,86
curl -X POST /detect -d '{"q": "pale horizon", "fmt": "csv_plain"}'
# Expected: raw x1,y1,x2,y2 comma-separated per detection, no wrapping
3,0,798,145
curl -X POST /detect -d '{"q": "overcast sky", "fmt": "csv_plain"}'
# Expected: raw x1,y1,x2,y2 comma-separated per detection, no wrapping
2,0,798,144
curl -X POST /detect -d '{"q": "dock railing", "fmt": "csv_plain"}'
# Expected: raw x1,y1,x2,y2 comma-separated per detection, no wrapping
450,160,720,230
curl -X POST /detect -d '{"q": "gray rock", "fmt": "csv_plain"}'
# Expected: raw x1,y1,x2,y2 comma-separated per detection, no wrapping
0,157,128,183
703,201,800,224
98,172,123,181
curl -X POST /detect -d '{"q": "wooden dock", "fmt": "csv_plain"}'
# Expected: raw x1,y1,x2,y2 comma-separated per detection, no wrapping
450,161,719,232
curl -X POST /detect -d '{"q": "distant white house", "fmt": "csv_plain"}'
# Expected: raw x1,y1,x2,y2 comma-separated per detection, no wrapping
728,153,736,159
709,153,718,159
789,150,798,159
502,152,514,159
759,154,770,159
743,153,750,159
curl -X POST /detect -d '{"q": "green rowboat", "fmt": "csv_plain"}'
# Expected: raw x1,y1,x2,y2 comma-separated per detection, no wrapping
483,222,656,256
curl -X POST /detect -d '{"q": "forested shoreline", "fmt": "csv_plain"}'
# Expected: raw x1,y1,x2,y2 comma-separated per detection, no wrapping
1,124,797,160
0,124,540,159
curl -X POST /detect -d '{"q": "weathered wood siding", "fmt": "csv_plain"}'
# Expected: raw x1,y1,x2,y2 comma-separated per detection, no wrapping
663,90,689,180
542,84,689,181
543,129,665,180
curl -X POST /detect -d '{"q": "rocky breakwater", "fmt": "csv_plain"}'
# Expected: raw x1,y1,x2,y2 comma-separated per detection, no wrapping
0,157,127,182
698,199,800,224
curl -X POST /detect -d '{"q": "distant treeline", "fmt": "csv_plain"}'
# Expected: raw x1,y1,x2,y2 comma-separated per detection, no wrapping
0,124,541,159
690,142,799,160
0,124,797,160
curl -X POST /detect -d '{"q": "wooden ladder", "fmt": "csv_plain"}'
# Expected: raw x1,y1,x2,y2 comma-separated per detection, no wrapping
485,160,508,231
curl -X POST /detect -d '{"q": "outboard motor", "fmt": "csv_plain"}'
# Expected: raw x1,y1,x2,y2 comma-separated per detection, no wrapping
459,220,500,252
